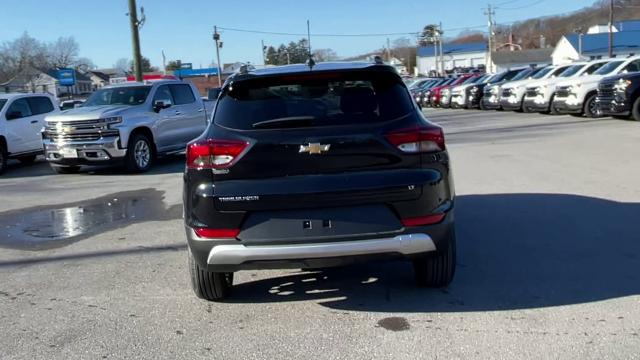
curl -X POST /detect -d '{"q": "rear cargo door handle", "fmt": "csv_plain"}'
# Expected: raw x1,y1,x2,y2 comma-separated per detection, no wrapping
30,120,38,124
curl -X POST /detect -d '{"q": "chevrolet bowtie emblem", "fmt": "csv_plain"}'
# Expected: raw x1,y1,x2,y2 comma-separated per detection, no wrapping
299,143,331,154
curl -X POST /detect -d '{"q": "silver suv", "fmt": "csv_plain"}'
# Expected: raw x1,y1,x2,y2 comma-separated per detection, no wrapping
43,80,208,173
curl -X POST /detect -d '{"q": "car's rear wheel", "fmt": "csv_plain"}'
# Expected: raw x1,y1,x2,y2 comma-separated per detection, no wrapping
125,133,153,173
413,230,456,287
18,155,37,164
188,250,233,301
52,165,80,174
0,143,7,175
632,97,640,121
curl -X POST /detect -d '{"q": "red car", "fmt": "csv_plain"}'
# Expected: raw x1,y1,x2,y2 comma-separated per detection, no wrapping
430,74,475,107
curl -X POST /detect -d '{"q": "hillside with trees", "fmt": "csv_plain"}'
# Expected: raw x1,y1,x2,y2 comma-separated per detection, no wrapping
494,0,640,49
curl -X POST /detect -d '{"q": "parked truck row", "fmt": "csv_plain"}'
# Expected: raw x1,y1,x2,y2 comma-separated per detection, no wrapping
409,55,640,121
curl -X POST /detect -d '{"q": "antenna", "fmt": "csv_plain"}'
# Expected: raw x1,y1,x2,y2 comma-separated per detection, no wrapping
306,20,315,69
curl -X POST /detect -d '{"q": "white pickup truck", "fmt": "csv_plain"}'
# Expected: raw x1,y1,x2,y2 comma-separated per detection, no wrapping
553,55,640,117
43,80,209,174
0,93,59,175
523,59,611,114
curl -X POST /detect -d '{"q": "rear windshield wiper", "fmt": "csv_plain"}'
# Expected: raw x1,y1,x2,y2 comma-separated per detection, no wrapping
252,116,316,129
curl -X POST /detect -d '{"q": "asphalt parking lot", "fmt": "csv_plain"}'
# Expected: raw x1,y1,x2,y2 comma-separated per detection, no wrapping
1,108,639,359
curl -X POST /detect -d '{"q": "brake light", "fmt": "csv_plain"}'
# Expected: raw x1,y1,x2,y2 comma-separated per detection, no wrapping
186,139,249,169
385,126,445,153
401,214,445,227
194,228,240,239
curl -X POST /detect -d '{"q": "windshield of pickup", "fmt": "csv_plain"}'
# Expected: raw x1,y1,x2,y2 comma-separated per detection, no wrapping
215,71,414,130
0,99,6,112
83,86,152,106
594,61,624,75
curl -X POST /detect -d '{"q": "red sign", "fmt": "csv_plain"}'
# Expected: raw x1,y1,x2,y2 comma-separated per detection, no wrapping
126,74,177,81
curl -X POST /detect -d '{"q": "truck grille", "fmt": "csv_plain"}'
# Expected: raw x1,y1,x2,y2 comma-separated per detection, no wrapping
597,82,615,99
501,88,513,97
525,88,538,98
555,86,571,98
43,119,119,143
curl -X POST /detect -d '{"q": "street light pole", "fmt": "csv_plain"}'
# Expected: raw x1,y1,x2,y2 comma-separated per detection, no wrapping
608,0,614,58
213,26,222,86
128,0,143,82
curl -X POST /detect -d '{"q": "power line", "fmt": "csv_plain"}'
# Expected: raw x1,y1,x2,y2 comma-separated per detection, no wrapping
216,25,487,38
497,0,545,10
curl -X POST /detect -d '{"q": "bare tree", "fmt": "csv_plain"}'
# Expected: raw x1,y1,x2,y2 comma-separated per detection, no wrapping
0,32,49,82
48,36,79,68
114,58,131,74
313,48,338,62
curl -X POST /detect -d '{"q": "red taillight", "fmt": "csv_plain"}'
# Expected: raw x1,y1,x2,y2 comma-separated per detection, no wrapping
401,213,445,227
385,126,445,153
186,139,249,169
194,228,240,238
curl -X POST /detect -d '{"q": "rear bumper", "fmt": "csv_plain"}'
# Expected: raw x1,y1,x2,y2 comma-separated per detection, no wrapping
43,137,127,165
186,210,454,272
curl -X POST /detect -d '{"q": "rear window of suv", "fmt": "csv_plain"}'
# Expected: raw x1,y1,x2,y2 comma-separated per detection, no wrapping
214,71,414,130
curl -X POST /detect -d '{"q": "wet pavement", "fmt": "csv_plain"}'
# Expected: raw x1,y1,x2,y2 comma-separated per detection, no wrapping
0,189,181,251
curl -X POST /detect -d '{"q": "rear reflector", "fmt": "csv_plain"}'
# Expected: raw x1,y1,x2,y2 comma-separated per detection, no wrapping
186,139,249,169
385,126,445,153
194,228,240,239
401,213,445,227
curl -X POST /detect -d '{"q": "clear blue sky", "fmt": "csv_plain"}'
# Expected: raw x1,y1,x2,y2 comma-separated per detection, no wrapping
1,0,592,69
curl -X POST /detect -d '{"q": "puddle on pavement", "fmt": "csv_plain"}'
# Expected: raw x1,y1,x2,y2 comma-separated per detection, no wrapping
377,317,411,331
0,189,181,251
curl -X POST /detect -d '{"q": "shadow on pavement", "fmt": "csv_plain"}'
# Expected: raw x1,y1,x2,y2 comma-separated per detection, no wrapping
228,193,640,312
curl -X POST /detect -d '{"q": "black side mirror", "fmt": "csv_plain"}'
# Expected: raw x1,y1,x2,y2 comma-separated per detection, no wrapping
153,99,172,113
6,111,22,120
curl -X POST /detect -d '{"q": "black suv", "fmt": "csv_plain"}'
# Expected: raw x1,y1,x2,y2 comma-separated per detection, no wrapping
183,62,456,301
596,72,640,120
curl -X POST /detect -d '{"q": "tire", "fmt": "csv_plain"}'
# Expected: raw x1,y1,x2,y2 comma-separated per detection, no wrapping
18,155,37,164
188,250,233,301
0,142,7,175
125,133,154,173
632,97,640,121
52,165,80,174
548,95,559,115
479,100,487,110
583,94,600,118
413,229,456,287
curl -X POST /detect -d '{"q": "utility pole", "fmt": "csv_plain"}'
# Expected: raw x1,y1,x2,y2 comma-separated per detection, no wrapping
433,39,439,75
261,40,266,66
386,38,391,62
608,0,614,58
484,3,495,73
438,23,444,75
213,26,222,86
128,0,143,82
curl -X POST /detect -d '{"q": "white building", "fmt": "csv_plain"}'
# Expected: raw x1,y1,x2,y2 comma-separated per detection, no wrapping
552,28,640,65
416,42,487,75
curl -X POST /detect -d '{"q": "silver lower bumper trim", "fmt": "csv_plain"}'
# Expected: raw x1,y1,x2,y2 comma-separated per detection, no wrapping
207,233,436,265
43,137,127,161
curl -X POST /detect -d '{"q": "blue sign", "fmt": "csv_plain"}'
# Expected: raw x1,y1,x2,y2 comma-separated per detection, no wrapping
58,68,76,86
173,67,219,78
